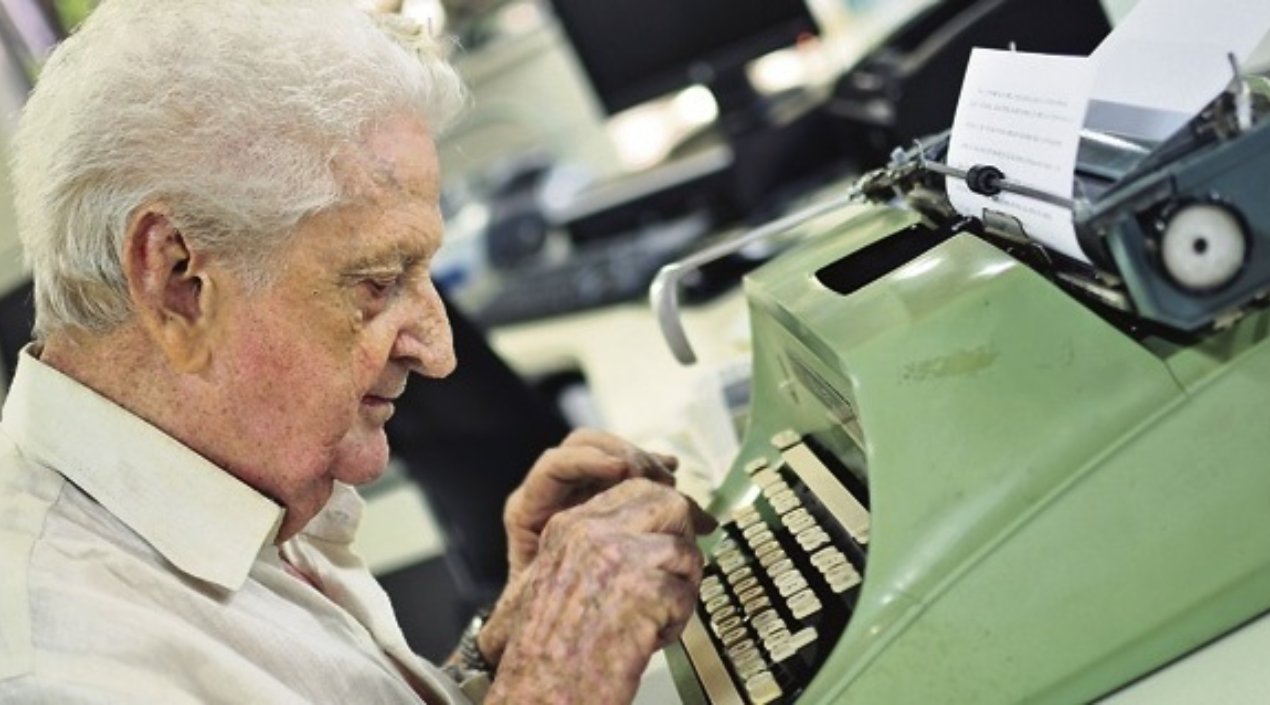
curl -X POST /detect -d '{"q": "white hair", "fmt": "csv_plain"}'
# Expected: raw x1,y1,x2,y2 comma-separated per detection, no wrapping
11,0,466,337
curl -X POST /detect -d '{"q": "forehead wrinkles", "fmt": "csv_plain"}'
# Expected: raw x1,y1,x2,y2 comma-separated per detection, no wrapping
331,146,405,203
317,117,441,258
330,118,437,203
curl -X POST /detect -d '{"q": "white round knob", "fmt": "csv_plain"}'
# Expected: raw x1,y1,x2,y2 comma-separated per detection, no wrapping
1160,203,1247,292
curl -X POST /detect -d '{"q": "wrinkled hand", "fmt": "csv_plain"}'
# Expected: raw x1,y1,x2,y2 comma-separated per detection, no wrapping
483,478,715,705
503,429,679,584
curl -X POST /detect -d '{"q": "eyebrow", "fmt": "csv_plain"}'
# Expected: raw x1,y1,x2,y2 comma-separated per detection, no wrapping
338,246,429,281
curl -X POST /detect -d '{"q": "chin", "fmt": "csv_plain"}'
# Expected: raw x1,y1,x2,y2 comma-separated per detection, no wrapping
330,426,392,486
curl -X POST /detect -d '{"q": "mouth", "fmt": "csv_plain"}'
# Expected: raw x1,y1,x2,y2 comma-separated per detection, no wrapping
360,393,399,426
361,377,407,421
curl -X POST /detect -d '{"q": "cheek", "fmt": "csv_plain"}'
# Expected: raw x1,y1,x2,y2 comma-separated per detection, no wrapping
226,311,359,430
353,317,404,376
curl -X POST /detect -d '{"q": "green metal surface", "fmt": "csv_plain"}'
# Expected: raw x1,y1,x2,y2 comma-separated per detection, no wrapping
664,639,710,705
675,203,1270,703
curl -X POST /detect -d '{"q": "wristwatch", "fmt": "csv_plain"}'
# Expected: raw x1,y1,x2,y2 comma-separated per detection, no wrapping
456,606,497,674
444,607,496,701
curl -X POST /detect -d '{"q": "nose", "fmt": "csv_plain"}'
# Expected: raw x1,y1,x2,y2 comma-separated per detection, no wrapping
391,276,456,378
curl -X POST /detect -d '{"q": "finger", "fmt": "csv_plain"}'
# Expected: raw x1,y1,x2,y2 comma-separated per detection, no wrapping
562,428,677,485
656,584,697,649
510,446,632,538
653,452,680,474
616,539,700,648
587,480,715,538
526,445,629,490
642,453,677,486
560,427,631,454
688,500,719,535
650,572,700,649
629,533,704,585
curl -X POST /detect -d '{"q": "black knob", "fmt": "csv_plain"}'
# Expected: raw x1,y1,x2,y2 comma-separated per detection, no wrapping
966,164,1005,197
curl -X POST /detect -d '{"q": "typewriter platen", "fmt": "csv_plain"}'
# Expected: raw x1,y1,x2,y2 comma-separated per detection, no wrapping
657,80,1270,704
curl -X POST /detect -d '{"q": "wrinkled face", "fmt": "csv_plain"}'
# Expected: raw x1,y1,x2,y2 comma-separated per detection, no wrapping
211,115,455,534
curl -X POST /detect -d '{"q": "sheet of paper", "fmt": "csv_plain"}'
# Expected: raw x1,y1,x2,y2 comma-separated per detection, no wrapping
1251,31,1270,74
1088,0,1270,140
946,48,1095,263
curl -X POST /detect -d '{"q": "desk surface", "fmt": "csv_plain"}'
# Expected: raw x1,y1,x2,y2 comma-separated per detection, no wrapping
486,286,753,507
487,288,749,440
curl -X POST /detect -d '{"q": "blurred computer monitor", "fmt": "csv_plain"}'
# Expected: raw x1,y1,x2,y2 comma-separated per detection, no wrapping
546,0,838,229
547,0,819,125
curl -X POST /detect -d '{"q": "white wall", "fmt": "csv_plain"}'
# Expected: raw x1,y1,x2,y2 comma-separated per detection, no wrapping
437,20,621,185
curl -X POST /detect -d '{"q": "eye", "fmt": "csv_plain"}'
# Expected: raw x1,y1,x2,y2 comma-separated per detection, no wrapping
363,276,401,299
357,276,405,318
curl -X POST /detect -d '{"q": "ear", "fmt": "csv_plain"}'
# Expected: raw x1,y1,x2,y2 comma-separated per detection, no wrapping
121,207,221,373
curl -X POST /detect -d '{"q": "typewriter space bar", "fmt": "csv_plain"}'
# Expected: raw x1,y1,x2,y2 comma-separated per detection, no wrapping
681,612,745,705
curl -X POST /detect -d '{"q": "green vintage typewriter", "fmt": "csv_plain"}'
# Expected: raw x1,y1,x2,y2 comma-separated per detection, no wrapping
648,78,1270,704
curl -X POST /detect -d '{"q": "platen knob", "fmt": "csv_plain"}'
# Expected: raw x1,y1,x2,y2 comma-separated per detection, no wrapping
1160,203,1248,292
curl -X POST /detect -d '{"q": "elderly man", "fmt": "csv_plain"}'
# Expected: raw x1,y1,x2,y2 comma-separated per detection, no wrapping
0,1,711,703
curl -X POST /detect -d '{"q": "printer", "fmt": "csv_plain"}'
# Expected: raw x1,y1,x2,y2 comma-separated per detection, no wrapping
649,70,1270,704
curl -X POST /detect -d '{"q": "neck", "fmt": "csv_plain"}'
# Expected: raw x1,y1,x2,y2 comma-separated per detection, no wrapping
41,325,173,423
39,326,298,539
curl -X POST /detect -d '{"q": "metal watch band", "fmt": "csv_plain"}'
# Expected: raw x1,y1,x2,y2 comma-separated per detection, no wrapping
456,606,496,675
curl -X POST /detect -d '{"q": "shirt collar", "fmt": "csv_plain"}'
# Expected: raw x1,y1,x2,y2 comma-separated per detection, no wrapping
1,346,285,591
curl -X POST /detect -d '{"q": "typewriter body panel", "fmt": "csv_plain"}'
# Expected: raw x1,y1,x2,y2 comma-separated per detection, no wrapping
667,199,1270,703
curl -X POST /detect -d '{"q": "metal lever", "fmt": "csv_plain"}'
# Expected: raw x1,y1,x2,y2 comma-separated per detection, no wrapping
651,190,866,365
921,160,1075,209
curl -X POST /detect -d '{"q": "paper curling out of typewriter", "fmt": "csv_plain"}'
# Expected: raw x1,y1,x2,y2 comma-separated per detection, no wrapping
650,77,1270,704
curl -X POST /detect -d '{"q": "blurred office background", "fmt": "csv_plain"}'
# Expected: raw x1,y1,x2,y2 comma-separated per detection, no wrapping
0,0,1164,666
0,0,1147,314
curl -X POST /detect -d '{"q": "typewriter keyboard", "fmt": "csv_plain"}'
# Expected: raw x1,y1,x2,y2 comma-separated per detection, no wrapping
678,430,870,705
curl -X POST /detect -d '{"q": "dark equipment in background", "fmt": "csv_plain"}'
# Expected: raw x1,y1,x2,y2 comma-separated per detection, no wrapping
0,279,34,386
826,0,1112,168
549,0,1112,221
488,0,1114,330
547,0,818,118
469,0,838,328
548,0,832,223
482,156,555,269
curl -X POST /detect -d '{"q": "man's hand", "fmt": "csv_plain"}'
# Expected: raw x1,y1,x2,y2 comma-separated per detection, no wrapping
483,478,715,705
503,429,680,583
